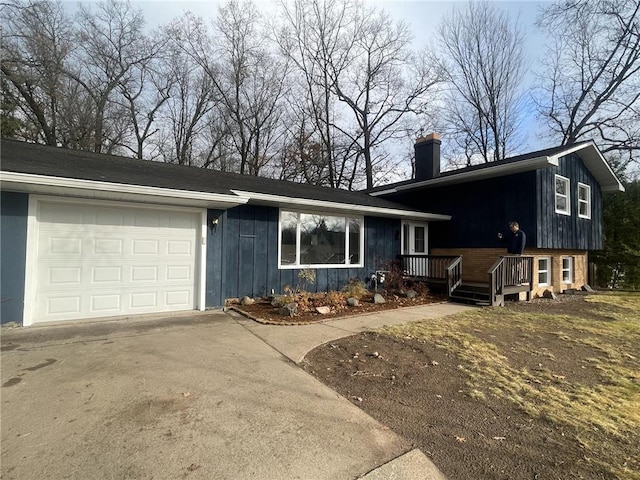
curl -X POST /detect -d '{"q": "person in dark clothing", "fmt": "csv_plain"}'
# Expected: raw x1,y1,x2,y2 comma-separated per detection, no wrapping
498,221,526,254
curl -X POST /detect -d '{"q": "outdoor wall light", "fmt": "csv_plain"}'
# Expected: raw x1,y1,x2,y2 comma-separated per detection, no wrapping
210,216,220,233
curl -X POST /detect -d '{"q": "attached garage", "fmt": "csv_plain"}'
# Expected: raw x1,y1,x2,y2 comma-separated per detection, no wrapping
24,197,205,326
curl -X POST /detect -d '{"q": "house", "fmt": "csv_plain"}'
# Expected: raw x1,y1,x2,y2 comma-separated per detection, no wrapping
0,139,450,326
368,133,625,302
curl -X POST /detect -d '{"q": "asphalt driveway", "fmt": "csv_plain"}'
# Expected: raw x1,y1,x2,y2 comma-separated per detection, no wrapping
1,310,449,480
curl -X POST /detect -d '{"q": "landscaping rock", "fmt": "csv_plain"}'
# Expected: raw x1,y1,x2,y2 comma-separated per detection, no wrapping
240,296,255,306
315,306,331,315
405,289,418,299
278,302,297,316
543,289,557,300
347,297,360,307
270,295,286,307
373,293,386,304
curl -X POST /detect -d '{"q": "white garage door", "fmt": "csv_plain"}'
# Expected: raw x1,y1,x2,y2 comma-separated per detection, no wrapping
31,200,202,324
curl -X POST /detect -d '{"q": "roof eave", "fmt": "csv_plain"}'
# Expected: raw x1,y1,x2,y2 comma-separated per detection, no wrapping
230,190,451,221
0,172,248,209
549,142,624,193
370,142,625,194
386,156,554,193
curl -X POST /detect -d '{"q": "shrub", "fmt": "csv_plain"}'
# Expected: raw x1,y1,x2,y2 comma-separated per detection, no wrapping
341,278,368,299
324,290,347,311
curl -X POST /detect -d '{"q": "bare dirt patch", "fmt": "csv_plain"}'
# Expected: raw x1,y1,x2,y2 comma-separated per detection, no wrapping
302,294,640,480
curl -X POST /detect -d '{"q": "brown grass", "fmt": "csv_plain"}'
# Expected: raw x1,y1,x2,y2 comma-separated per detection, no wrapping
382,292,640,479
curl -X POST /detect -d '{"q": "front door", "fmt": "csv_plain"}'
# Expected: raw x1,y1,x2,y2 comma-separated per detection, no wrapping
402,222,428,275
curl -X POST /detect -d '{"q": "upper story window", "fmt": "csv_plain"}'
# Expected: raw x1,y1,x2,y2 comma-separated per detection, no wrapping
577,183,591,219
555,175,570,215
279,210,364,269
537,256,551,287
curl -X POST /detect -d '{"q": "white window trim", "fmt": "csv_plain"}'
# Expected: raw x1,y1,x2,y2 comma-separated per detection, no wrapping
555,174,571,215
278,209,365,269
577,182,591,219
537,256,551,287
561,256,574,284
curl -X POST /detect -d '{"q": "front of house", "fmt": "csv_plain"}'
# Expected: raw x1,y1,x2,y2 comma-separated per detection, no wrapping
1,134,623,325
0,139,449,326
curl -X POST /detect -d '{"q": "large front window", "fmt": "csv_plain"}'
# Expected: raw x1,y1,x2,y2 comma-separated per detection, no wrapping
279,210,363,268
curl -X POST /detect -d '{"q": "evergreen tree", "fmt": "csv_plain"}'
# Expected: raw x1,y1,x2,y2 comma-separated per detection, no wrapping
592,180,640,289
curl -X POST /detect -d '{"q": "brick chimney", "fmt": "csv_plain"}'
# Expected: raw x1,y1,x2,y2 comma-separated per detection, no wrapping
414,133,441,181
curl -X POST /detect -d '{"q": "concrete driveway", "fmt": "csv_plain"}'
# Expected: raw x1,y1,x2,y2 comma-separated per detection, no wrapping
1,310,453,480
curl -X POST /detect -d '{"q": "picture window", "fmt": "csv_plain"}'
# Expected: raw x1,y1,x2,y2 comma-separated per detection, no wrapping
279,210,363,269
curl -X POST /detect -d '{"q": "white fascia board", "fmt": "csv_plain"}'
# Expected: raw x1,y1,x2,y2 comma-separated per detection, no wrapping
553,142,624,193
392,156,554,191
0,172,248,208
368,188,399,197
230,190,451,221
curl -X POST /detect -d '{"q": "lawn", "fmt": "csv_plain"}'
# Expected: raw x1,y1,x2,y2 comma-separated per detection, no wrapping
303,292,640,480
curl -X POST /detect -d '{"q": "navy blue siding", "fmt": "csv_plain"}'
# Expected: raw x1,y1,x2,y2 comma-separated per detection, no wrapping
384,172,538,250
1,191,28,324
537,154,603,250
205,204,400,305
381,154,604,251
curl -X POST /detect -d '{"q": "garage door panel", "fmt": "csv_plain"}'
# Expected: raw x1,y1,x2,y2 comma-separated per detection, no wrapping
33,201,201,324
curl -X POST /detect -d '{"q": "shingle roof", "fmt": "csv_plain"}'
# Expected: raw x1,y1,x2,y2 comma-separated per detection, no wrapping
366,141,624,193
0,139,430,213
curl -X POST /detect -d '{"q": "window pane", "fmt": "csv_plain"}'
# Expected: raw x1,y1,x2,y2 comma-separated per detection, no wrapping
300,214,345,265
402,223,410,254
414,226,425,253
556,196,567,212
579,202,587,216
348,218,361,264
562,257,572,282
538,258,549,285
556,177,566,195
280,211,297,265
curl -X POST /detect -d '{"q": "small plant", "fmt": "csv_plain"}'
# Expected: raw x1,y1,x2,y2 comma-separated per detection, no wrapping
324,290,347,311
376,259,408,291
341,278,368,299
298,268,316,289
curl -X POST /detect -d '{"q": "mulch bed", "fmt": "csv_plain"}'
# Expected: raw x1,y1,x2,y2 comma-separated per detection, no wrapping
229,291,448,325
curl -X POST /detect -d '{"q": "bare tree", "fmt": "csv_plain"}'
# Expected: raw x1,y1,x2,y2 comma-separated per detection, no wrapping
115,33,173,160
1,0,73,146
535,0,640,174
276,0,358,187
329,5,441,189
212,0,289,175
437,1,526,165
67,0,159,154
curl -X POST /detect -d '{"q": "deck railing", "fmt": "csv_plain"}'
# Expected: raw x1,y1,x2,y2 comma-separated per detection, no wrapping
487,255,534,306
398,254,463,297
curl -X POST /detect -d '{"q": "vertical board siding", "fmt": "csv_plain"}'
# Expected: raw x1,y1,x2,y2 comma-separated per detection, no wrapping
205,209,225,307
204,205,401,306
0,191,29,324
385,172,537,250
537,154,603,250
